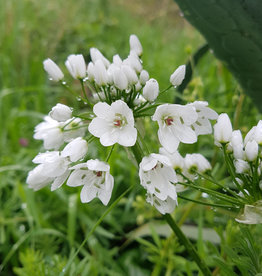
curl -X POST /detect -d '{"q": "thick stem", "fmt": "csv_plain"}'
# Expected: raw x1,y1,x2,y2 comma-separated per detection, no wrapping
164,214,212,276
130,143,211,276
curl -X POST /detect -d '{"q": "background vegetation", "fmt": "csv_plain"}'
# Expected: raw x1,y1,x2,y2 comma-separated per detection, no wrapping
1,0,262,275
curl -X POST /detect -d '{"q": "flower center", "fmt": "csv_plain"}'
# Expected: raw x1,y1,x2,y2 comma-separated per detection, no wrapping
114,119,122,127
113,113,127,128
96,171,102,177
165,117,173,126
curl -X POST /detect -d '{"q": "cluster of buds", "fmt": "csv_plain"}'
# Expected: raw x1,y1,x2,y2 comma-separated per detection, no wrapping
214,114,262,202
27,35,219,215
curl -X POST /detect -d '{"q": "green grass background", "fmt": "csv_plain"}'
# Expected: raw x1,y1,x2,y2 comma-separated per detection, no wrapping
1,0,262,275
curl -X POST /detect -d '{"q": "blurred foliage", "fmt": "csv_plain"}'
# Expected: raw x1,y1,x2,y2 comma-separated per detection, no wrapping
0,0,262,275
174,0,262,111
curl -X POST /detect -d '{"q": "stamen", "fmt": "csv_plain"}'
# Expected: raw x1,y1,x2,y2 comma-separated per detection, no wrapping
165,117,173,126
96,171,102,177
114,119,122,127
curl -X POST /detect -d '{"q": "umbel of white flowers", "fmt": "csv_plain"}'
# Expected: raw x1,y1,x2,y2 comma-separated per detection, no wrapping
27,34,218,214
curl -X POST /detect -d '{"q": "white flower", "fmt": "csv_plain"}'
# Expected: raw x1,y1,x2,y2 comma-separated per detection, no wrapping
245,140,258,162
214,113,232,146
159,147,184,172
113,54,123,66
133,95,146,106
67,159,114,205
43,58,64,82
139,70,149,85
170,65,186,87
93,60,108,86
34,116,86,150
187,101,218,136
87,62,95,82
129,34,143,56
61,137,88,162
146,193,177,215
159,148,186,192
90,48,110,68
113,67,128,90
49,103,72,122
123,52,142,73
254,121,262,145
184,153,211,174
231,130,244,160
65,54,86,79
27,151,70,191
234,159,250,174
143,79,159,102
139,153,177,201
121,65,138,85
62,117,86,142
34,116,64,150
152,104,198,153
88,100,137,147
244,126,256,146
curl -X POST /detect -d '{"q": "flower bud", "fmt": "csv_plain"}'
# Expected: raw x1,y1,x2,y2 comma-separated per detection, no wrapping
254,121,262,145
234,159,249,173
49,103,72,122
113,68,128,90
113,54,122,66
231,130,244,159
90,48,110,68
143,79,159,102
93,60,108,86
61,137,88,162
121,65,138,85
245,140,258,161
140,70,149,85
129,34,143,56
43,59,64,82
65,54,86,79
87,62,95,82
214,113,232,145
123,52,142,73
170,65,186,86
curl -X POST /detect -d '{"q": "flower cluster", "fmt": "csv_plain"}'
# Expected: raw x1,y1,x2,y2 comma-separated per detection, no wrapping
27,34,218,214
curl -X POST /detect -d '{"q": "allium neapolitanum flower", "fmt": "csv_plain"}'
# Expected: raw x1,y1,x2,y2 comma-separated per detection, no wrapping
88,100,137,147
43,58,64,82
139,153,178,214
27,138,88,191
34,116,85,150
29,34,221,216
152,104,198,153
67,159,114,205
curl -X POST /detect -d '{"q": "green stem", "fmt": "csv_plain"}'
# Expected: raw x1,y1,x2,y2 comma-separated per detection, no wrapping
178,194,237,209
130,143,211,276
164,214,212,276
80,79,93,107
106,145,115,162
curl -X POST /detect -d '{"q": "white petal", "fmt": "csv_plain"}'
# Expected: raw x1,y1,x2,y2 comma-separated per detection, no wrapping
80,184,97,203
158,127,180,153
88,118,111,137
93,102,113,119
173,124,197,144
86,159,110,172
51,171,70,191
118,126,137,147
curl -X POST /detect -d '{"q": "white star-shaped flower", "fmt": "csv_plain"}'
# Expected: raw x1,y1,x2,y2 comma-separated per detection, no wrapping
187,101,218,136
88,100,137,147
67,159,114,205
26,151,70,191
139,153,177,202
152,104,198,153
